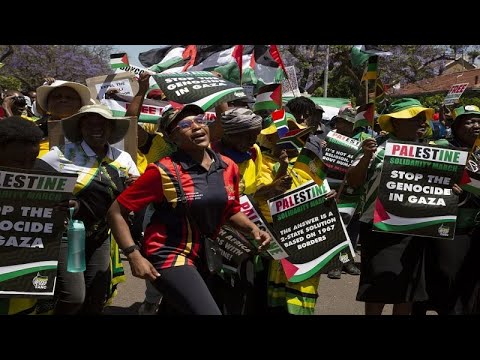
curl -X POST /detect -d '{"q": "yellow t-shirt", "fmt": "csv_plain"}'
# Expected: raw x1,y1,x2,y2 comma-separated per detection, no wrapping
145,134,175,164
137,133,175,174
38,139,50,158
237,144,263,196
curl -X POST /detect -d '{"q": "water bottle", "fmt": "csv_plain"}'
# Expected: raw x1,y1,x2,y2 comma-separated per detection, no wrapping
67,208,86,273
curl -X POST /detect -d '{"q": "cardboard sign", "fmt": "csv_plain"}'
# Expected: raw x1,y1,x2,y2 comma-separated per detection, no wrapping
444,83,469,105
85,73,139,161
86,72,139,103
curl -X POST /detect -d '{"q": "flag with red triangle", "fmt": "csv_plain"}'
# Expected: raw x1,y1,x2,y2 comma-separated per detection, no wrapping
254,84,282,112
110,53,129,69
353,103,375,129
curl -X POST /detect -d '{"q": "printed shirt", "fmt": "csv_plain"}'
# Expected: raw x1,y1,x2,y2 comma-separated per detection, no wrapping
211,142,263,195
41,141,139,233
116,148,241,270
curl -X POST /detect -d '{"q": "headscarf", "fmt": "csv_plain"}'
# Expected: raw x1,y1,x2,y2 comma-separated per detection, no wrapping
221,108,262,135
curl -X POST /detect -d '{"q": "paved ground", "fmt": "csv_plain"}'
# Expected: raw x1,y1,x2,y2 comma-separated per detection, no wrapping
105,256,399,315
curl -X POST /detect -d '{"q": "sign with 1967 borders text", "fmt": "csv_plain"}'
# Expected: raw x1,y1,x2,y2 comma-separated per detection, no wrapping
268,181,354,282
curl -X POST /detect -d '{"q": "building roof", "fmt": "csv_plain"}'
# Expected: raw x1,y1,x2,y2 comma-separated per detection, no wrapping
392,67,480,97
442,59,476,75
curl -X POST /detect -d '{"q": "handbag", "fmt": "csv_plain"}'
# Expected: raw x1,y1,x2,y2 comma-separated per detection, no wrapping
172,162,223,274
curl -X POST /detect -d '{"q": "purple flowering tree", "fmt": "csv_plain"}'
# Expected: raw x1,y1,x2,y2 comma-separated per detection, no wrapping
0,45,114,91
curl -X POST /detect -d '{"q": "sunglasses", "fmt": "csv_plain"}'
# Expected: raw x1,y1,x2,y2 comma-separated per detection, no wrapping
171,115,208,133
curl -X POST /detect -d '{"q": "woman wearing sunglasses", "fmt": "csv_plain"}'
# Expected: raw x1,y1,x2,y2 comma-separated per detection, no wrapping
107,104,271,315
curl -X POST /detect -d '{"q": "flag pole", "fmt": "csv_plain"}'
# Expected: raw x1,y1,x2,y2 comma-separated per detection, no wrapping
324,45,329,98
365,74,370,133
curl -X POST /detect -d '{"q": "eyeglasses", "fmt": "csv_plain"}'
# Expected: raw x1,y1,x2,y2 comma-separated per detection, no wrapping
172,115,208,132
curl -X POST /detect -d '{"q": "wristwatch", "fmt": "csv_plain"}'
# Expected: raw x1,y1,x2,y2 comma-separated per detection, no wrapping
122,244,140,256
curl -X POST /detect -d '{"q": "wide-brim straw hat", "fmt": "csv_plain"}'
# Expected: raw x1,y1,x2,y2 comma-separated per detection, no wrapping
37,80,92,111
62,104,131,144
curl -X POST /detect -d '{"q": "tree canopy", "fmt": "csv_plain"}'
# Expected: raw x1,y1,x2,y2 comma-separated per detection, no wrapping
280,45,480,105
0,45,113,91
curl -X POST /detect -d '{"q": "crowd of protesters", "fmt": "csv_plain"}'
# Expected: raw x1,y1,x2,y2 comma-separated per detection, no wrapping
0,67,479,316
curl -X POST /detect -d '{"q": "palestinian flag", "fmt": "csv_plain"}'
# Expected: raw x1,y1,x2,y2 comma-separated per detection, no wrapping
139,45,182,67
351,45,392,67
250,45,287,86
110,53,129,69
188,45,255,84
147,46,189,73
362,56,378,82
353,103,375,129
280,242,352,283
293,147,327,186
254,84,282,112
373,198,457,233
277,127,312,151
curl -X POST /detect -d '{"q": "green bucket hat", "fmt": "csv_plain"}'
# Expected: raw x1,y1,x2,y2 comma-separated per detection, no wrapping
334,106,357,123
378,98,434,133
452,105,480,121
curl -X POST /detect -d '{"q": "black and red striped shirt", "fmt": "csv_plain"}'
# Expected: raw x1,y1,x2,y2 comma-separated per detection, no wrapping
117,148,241,269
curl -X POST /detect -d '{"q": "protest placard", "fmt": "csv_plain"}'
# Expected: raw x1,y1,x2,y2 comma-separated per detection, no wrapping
373,141,468,239
444,83,469,105
268,181,354,282
0,167,77,297
282,66,300,97
153,71,245,110
323,131,361,180
83,73,139,160
239,195,288,260
215,226,256,265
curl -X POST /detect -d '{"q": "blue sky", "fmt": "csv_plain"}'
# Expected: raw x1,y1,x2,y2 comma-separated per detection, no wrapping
112,45,164,67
